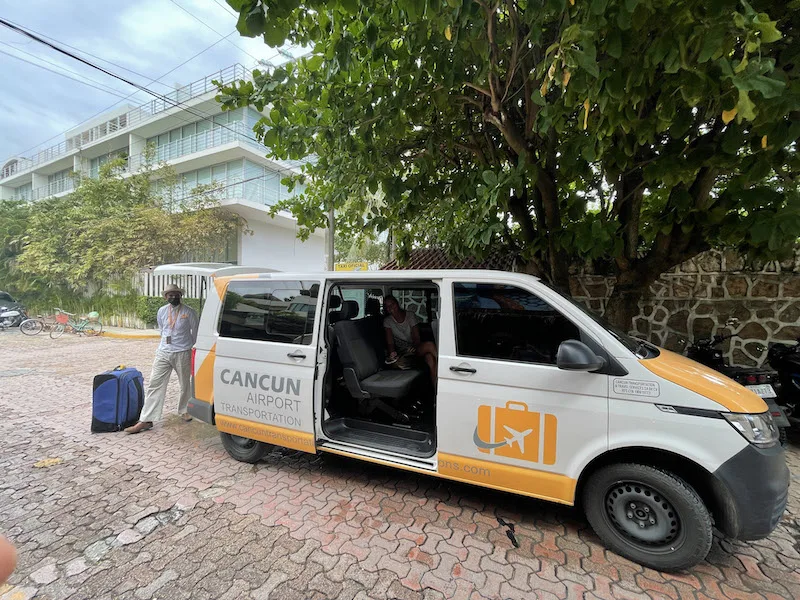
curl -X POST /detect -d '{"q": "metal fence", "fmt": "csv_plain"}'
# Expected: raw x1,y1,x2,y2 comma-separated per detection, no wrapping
134,272,207,300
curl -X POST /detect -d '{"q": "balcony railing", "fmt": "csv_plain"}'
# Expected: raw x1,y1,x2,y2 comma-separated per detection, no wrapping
1,64,250,181
13,177,75,201
129,121,266,171
164,173,301,210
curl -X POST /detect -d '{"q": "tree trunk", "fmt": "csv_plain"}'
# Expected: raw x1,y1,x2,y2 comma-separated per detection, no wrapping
603,273,651,334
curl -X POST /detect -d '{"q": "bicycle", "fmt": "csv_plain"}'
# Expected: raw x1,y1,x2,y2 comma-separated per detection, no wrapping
20,310,59,336
50,309,103,338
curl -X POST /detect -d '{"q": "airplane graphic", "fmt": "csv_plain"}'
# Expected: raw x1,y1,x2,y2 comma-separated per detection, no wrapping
503,426,534,453
472,425,534,451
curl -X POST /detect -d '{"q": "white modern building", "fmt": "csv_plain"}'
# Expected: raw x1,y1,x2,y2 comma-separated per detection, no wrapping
0,64,326,272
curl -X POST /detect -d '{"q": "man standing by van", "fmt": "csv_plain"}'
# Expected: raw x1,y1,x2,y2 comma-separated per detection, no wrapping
125,284,199,434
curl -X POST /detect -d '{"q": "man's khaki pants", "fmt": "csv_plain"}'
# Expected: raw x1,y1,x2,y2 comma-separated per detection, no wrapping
140,350,192,422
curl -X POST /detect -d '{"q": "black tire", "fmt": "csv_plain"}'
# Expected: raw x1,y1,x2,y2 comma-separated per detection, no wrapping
220,432,270,463
50,323,66,339
20,319,44,336
583,463,713,571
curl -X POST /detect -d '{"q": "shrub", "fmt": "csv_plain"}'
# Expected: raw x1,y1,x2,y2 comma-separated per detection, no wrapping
136,296,204,326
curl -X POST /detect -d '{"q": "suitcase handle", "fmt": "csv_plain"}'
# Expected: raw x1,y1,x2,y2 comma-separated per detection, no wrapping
505,401,529,411
112,365,126,371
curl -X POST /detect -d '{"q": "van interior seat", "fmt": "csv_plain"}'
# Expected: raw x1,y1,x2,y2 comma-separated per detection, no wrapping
334,315,425,400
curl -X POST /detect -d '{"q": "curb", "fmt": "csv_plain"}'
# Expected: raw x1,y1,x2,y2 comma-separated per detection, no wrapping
99,331,160,340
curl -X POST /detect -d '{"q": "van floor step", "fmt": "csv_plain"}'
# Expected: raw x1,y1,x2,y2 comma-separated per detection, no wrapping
324,417,436,458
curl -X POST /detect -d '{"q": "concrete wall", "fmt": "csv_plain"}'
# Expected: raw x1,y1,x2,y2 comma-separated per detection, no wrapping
239,219,326,272
571,249,800,367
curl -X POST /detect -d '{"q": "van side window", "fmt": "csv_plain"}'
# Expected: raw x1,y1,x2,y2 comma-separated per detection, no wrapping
220,280,319,344
453,283,580,365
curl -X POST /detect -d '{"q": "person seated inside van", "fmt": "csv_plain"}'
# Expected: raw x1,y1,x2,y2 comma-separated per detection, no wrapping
383,295,438,388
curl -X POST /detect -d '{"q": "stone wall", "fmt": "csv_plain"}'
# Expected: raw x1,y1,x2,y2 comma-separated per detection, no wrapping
571,249,800,367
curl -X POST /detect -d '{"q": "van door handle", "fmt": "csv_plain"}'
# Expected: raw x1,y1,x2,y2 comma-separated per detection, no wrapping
287,351,306,360
450,365,477,374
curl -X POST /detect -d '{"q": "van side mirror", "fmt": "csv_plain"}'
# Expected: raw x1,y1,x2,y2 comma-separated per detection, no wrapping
557,340,606,372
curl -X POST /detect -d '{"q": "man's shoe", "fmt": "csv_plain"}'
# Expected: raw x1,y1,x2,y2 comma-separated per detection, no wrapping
180,413,193,422
124,421,153,434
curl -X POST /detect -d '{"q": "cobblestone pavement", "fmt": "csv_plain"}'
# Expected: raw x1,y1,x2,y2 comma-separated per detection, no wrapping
1,333,799,600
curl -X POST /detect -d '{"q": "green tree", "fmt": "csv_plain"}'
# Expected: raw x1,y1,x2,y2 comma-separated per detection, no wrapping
219,0,799,329
12,157,246,290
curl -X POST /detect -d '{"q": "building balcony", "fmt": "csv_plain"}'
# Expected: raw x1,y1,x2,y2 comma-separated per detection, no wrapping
129,121,267,171
12,177,75,202
1,64,249,181
167,172,299,210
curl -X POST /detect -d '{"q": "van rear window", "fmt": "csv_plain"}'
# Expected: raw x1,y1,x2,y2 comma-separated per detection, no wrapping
219,280,319,344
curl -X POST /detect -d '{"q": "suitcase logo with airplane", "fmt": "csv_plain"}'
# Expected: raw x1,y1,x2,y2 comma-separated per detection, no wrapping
473,401,557,465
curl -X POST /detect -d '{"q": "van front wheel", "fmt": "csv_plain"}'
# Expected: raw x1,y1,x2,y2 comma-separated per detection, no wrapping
583,463,713,571
220,432,270,463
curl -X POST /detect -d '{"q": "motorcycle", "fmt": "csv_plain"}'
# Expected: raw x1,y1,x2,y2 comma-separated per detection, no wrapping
685,324,791,445
0,307,24,330
767,337,800,428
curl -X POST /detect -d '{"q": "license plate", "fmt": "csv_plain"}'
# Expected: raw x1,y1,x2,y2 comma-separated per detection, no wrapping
747,384,777,398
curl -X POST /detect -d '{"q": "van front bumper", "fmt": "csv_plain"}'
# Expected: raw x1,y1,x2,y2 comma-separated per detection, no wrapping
712,443,789,540
187,398,214,424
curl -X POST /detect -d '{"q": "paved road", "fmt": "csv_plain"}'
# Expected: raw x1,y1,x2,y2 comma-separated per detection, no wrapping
1,333,799,600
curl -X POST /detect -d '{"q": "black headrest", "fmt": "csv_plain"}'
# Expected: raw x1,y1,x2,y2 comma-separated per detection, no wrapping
341,300,359,320
328,295,342,310
365,297,381,316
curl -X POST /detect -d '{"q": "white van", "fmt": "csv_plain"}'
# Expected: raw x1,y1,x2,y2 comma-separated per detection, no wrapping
187,270,789,571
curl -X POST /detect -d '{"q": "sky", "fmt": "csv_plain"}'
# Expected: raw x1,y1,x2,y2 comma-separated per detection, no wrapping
0,0,304,160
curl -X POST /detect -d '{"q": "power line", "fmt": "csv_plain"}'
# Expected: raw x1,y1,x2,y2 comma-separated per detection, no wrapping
1,18,311,176
210,0,239,19
6,31,239,160
0,49,132,100
167,0,262,64
0,18,177,92
0,18,265,150
0,42,131,97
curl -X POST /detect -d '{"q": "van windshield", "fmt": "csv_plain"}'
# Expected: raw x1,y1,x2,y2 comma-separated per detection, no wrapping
552,288,659,359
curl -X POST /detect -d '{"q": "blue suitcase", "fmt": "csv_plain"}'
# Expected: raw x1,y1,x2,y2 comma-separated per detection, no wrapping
91,366,145,432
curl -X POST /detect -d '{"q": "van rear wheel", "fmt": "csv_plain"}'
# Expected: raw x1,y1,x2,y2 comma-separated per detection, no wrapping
220,432,270,463
583,463,713,571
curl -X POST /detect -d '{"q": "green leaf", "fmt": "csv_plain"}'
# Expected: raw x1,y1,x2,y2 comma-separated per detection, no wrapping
482,171,498,187
263,21,288,47
698,28,724,63
340,0,358,14
530,88,546,106
735,74,786,99
270,108,281,124
263,128,278,147
574,49,599,78
736,89,757,121
306,55,324,72
606,29,622,59
754,14,782,43
590,0,609,15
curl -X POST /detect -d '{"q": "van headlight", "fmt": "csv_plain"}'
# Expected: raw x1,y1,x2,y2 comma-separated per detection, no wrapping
723,412,779,448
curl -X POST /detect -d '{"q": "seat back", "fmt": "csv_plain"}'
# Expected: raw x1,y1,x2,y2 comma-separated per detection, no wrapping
334,318,381,381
